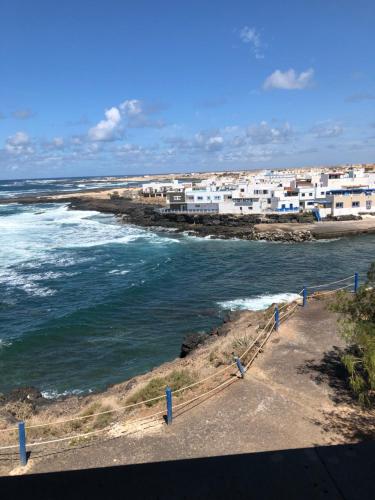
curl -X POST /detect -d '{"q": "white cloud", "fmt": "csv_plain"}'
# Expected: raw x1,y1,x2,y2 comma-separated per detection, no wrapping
5,131,34,154
311,121,343,138
88,107,122,141
88,100,164,141
246,121,293,144
194,132,224,152
43,137,65,150
120,99,165,128
263,68,314,90
239,26,264,59
119,99,143,116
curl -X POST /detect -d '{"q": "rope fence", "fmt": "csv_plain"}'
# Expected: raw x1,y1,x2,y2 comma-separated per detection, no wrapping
0,271,361,465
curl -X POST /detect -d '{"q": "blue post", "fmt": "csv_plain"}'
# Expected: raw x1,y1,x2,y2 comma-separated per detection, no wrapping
235,357,246,378
354,272,359,293
274,306,280,331
18,422,27,466
303,287,307,307
165,386,172,425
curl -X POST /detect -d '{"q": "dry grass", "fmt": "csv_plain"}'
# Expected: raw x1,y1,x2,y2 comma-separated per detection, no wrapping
126,370,197,407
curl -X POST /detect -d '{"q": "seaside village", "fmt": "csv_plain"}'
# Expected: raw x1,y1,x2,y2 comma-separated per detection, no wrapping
141,164,375,220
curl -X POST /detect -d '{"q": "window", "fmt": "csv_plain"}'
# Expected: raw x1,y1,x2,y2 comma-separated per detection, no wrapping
301,193,305,197
240,188,245,193
335,202,343,208
309,193,313,196
267,198,271,204
366,200,372,210
248,206,252,210
197,196,203,200
214,196,220,200
352,201,360,208
321,192,325,195
281,204,286,209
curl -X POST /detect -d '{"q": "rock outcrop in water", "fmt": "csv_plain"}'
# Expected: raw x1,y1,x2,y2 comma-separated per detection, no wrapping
5,194,373,242
68,198,315,242
0,387,46,422
180,312,243,357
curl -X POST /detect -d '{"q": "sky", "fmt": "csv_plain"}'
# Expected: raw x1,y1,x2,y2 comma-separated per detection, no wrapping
0,0,374,179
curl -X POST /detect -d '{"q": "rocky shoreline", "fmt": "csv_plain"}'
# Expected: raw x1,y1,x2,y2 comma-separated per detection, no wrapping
67,197,317,242
2,191,375,243
0,305,269,440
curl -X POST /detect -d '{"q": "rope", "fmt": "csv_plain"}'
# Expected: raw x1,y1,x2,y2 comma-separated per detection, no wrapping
279,303,299,321
0,272,356,442
173,376,237,410
0,426,112,451
238,318,275,361
0,408,166,451
307,275,354,289
0,300,301,435
245,321,276,370
172,361,236,394
173,313,276,395
312,283,353,296
0,393,167,433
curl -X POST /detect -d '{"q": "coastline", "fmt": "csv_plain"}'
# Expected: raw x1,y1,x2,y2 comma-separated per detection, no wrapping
2,189,375,242
2,293,374,480
0,304,277,455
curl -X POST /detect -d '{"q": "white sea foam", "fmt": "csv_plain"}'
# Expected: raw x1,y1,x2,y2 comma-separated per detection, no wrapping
0,269,57,297
0,203,179,295
108,269,130,275
311,238,342,243
0,339,12,349
218,292,301,311
41,388,93,399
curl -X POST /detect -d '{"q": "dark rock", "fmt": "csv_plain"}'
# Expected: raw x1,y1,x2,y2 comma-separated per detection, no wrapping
180,333,207,358
5,386,43,403
124,379,138,391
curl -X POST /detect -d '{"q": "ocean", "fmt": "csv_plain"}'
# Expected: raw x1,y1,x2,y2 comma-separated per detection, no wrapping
0,176,134,199
0,178,374,397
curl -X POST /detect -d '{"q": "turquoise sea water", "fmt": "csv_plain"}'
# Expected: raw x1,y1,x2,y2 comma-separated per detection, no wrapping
0,191,374,397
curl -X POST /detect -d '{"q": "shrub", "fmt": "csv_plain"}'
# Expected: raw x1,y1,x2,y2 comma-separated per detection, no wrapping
127,370,197,407
331,263,375,406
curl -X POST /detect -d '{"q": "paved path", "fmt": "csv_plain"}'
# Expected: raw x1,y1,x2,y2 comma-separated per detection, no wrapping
2,299,374,498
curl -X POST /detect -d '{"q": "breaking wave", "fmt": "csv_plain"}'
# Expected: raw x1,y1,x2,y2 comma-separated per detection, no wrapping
218,292,301,311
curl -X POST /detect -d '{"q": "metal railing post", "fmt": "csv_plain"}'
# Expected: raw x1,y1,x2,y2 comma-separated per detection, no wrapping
274,306,280,331
303,287,307,307
235,357,246,378
18,422,27,466
165,386,173,425
354,272,359,293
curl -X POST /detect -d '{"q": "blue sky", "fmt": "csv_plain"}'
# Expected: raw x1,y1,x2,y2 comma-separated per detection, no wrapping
0,0,374,179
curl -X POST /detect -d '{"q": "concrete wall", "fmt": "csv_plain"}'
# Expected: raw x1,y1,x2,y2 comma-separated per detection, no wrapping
331,193,375,216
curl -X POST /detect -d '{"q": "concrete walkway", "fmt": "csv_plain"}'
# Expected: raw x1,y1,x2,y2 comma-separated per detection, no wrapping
256,218,375,238
2,299,374,498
